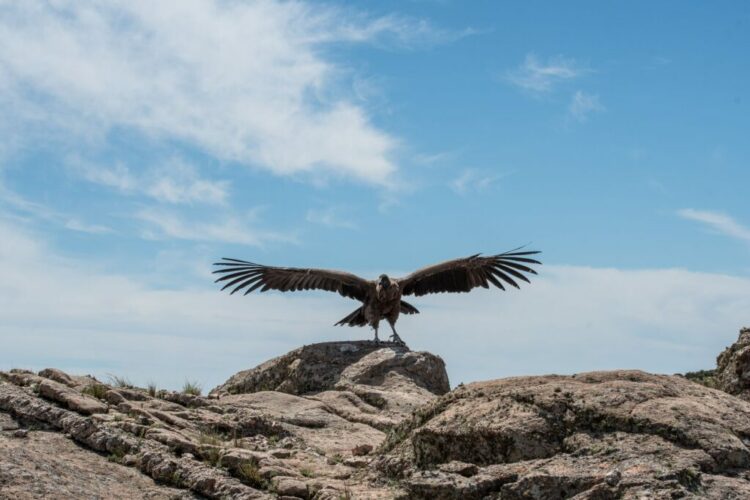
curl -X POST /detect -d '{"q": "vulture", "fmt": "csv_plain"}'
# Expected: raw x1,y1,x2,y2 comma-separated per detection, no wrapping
213,248,541,345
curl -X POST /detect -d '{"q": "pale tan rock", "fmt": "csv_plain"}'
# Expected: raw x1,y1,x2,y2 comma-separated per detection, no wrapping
273,477,308,498
0,429,199,499
380,370,750,499
0,382,271,499
0,411,19,431
218,391,385,457
211,341,448,402
38,379,108,415
438,461,478,477
144,427,199,455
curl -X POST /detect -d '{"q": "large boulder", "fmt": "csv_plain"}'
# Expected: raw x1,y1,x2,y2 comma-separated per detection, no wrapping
210,340,449,399
715,327,750,401
379,370,750,499
211,341,450,431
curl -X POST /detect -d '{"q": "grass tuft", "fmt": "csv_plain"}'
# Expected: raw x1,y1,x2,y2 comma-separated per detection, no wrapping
182,380,202,396
82,383,109,400
147,381,157,397
107,373,133,388
237,460,266,489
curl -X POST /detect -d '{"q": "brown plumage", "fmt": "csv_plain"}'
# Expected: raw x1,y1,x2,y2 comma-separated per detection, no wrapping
213,248,541,344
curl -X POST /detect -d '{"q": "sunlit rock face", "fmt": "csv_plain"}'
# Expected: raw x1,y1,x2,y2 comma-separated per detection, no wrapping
715,327,750,402
377,370,750,499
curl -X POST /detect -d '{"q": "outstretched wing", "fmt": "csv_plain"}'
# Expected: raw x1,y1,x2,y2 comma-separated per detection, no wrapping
213,258,371,301
397,249,541,297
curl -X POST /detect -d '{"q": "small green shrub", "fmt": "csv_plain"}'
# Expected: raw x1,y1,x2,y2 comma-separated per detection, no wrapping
237,460,266,489
198,430,223,466
82,383,109,400
198,430,222,447
682,369,718,389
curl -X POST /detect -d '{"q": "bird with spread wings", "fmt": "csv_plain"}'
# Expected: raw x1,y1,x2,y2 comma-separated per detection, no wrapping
213,248,541,345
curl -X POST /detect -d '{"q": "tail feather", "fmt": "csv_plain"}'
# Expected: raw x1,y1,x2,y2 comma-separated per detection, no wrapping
336,300,420,327
400,300,420,315
335,306,367,327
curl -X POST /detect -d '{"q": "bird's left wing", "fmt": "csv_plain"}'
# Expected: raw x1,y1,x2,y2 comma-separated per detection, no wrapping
397,249,541,297
213,258,371,301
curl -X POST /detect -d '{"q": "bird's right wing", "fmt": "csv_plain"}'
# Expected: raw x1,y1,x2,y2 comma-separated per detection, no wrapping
213,258,372,301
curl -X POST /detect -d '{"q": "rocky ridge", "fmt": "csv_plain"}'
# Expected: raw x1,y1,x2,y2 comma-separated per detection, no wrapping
1,331,750,499
715,327,750,401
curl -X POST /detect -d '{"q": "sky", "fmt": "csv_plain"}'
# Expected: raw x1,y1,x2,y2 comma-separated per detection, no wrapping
1,1,748,391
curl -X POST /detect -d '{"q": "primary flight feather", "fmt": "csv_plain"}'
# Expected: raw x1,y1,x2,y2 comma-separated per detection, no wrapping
213,248,541,344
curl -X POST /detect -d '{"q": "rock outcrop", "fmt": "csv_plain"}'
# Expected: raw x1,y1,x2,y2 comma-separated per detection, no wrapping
3,336,750,499
377,370,750,499
1,342,448,499
715,327,750,401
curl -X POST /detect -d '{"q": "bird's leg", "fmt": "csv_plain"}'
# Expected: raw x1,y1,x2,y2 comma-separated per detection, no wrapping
388,322,405,346
372,326,380,344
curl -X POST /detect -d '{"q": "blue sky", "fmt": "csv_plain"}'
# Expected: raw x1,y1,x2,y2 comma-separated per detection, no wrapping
1,1,748,390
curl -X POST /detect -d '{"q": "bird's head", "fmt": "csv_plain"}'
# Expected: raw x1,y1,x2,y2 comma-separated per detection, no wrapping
378,274,391,289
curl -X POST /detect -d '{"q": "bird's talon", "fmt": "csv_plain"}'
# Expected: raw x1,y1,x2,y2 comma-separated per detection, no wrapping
389,334,405,346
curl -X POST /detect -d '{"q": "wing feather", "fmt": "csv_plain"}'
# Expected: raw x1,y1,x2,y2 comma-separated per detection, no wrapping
213,258,371,301
398,249,541,297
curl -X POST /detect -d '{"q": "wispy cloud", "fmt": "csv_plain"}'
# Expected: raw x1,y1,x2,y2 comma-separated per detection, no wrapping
504,54,586,94
63,219,113,235
75,159,229,206
450,169,507,195
0,177,113,234
136,209,296,247
568,91,605,122
332,13,478,49
76,162,136,192
677,209,750,243
0,1,458,186
306,207,358,230
412,151,454,168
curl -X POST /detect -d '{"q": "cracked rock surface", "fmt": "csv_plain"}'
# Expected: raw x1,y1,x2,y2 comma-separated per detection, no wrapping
3,337,750,499
377,370,750,499
1,342,446,499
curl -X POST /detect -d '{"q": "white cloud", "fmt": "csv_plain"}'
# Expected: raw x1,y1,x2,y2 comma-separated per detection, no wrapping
450,168,506,195
678,209,750,244
76,163,136,192
0,1,448,185
75,159,229,206
1,218,748,391
568,90,604,122
306,207,357,229
413,151,452,167
505,54,585,94
63,219,112,235
136,209,296,247
0,177,113,234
